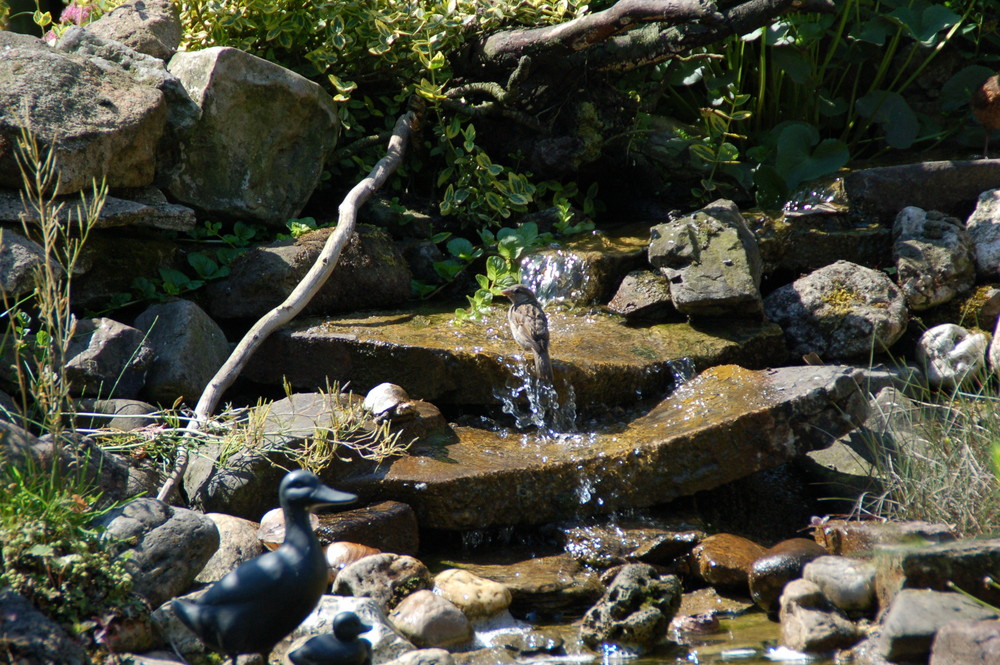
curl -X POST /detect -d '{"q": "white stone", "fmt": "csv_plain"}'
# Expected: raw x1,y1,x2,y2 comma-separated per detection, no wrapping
916,324,989,389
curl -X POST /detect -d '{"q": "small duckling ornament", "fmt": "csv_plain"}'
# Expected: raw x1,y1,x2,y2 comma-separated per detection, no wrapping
289,611,373,665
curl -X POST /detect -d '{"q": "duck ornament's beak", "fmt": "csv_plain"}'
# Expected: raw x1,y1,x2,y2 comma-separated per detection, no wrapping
310,485,358,513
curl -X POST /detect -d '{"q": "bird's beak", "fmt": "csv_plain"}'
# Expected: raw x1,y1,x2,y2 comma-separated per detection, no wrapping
308,484,357,512
358,619,373,633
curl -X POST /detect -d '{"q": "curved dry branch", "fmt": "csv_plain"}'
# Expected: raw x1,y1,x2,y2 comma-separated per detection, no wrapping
156,111,418,503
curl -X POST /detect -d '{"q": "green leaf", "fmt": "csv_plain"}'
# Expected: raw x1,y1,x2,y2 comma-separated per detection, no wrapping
774,122,849,189
940,65,997,112
446,237,475,259
772,47,811,85
855,91,918,149
27,543,54,557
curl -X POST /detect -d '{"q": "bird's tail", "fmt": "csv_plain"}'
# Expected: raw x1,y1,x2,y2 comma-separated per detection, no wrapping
535,351,554,386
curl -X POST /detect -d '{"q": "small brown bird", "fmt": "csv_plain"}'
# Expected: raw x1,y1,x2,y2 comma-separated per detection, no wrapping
972,72,1000,158
502,284,554,385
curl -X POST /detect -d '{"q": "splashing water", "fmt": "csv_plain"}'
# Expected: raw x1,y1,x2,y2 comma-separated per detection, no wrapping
494,355,578,433
520,251,596,303
782,178,848,216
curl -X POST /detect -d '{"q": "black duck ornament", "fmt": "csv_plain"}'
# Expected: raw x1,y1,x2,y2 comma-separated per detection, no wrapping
172,470,357,663
289,611,373,665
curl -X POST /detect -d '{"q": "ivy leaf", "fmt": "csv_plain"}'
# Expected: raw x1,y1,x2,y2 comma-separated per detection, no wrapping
855,91,918,149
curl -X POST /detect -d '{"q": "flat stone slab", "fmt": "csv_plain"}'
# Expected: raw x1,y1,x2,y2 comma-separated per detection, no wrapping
333,364,868,529
242,306,787,408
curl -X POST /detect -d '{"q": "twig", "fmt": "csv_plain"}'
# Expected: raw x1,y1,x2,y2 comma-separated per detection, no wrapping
156,111,419,503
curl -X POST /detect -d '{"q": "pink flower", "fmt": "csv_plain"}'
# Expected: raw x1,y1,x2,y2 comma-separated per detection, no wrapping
59,3,93,25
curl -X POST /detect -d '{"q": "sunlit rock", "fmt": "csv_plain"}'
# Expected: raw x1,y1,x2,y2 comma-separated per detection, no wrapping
689,533,766,590
802,556,876,616
332,553,432,613
893,206,975,310
389,590,472,649
764,260,907,360
606,269,675,320
82,0,182,61
879,589,999,662
434,569,512,620
241,305,787,408
966,188,1000,280
580,564,681,655
648,199,763,317
915,323,988,388
779,579,858,653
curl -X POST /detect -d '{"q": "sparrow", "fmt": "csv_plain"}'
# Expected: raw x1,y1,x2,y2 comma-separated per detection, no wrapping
502,284,554,385
972,71,1000,158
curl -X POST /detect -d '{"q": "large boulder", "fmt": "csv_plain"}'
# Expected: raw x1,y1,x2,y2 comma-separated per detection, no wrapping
967,188,1000,279
648,199,763,317
201,225,411,319
161,47,339,225
65,317,153,399
763,260,908,360
0,32,166,194
0,229,54,300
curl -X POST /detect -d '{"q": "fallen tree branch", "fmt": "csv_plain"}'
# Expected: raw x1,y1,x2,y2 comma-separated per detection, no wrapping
474,0,723,70
156,110,418,503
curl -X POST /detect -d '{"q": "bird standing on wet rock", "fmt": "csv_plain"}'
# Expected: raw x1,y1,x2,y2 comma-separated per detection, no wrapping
172,470,357,664
972,71,1000,158
502,284,554,385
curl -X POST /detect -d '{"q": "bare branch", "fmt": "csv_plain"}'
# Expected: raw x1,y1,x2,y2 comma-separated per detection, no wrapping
474,0,722,69
156,111,418,503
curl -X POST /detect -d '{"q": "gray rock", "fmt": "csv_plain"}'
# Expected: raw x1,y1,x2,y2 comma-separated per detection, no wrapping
76,397,159,431
195,513,264,584
0,32,166,194
580,564,682,655
0,589,89,665
389,590,472,649
893,206,975,310
813,518,956,557
763,260,908,360
802,556,876,615
845,159,1000,225
333,553,432,613
202,225,410,319
65,317,153,399
649,199,763,317
0,229,56,299
879,589,999,662
134,299,229,405
161,46,339,225
876,538,1000,610
966,188,1000,280
930,619,1000,665
96,498,220,608
0,186,196,232
916,323,988,389
778,578,858,653
606,270,675,320
83,0,182,60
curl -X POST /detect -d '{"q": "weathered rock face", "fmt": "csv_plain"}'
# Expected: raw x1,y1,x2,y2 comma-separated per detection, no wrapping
968,188,1000,279
876,538,1000,609
878,589,999,662
0,33,166,194
201,225,411,319
95,497,220,608
134,299,230,405
332,553,432,612
580,564,682,654
844,159,1000,224
83,0,182,61
930,620,1000,665
241,307,787,409
161,47,339,225
763,260,908,360
0,229,54,300
607,269,675,320
648,199,763,317
0,589,90,665
65,317,153,399
779,579,858,653
892,206,975,310
802,556,876,615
